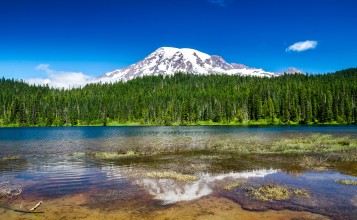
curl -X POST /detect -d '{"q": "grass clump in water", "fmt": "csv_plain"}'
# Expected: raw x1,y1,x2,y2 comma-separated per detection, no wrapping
145,171,198,182
337,179,357,185
244,184,310,201
0,155,22,161
244,185,291,201
224,181,246,191
292,188,311,199
271,134,357,154
202,134,357,161
87,151,138,159
300,156,329,170
71,152,86,158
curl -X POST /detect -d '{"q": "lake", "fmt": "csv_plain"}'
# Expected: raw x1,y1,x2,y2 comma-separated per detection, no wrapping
0,126,357,219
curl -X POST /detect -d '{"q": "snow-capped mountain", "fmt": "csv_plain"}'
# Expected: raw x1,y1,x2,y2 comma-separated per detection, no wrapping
281,67,304,74
102,47,278,81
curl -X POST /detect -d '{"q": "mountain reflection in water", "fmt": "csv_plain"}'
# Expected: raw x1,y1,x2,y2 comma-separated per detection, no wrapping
131,169,278,204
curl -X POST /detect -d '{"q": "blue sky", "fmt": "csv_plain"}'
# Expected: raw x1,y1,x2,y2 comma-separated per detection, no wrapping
1,0,357,81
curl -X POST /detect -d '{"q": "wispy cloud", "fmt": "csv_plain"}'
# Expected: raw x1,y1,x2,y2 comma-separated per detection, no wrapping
28,64,93,89
286,40,318,52
208,0,226,7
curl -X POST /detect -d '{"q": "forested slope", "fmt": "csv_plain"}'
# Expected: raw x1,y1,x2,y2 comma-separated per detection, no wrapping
1,69,356,126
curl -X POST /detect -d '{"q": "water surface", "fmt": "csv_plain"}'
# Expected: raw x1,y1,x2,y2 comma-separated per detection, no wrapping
1,126,356,219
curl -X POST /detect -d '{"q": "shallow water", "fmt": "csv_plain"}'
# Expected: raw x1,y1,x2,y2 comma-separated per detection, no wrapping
0,126,357,219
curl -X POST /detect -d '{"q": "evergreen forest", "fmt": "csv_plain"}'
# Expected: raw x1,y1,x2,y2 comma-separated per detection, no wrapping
1,68,357,127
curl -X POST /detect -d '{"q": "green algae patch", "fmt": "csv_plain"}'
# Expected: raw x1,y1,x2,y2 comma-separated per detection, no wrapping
244,184,311,201
337,179,357,185
144,171,198,182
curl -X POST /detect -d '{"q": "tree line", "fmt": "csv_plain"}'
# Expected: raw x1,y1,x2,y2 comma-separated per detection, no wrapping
0,68,357,126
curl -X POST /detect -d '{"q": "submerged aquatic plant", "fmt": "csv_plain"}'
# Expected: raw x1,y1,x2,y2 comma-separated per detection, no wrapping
337,179,357,185
244,184,311,201
0,181,22,198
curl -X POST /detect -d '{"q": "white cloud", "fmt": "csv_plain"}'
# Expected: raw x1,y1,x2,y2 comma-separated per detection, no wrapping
28,64,94,89
286,40,318,52
35,64,50,71
208,0,226,7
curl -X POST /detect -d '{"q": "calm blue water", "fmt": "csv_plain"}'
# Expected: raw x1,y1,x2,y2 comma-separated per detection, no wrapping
1,125,356,141
0,125,356,157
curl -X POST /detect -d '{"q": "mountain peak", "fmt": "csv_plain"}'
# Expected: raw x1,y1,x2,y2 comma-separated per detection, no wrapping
153,47,211,61
102,47,277,81
283,67,305,74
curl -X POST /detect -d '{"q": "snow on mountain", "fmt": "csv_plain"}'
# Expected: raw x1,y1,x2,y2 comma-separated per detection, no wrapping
101,47,278,82
281,67,305,74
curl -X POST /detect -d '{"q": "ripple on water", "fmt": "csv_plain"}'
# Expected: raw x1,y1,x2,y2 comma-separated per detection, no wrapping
10,162,128,199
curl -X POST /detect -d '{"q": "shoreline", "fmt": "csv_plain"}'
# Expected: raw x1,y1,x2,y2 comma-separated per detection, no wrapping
1,121,356,128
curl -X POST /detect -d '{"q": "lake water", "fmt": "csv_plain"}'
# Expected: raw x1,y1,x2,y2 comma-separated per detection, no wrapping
0,126,356,219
